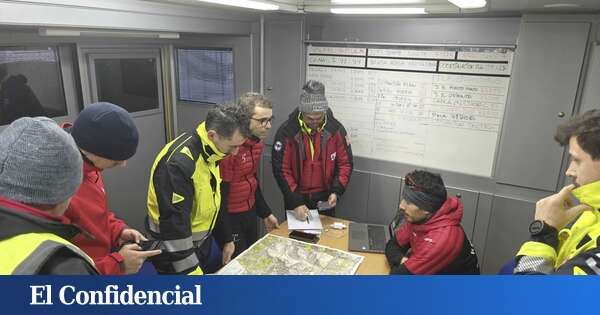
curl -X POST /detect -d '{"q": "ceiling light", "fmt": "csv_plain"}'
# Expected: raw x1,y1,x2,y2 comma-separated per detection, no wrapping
543,3,581,8
196,0,279,10
331,0,424,4
39,28,180,39
447,0,486,9
331,7,427,14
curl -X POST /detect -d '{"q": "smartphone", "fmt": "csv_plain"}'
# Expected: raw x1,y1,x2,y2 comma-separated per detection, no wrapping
138,240,163,251
289,230,320,243
317,200,333,211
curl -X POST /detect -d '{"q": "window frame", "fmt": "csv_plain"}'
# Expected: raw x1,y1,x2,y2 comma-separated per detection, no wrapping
174,47,235,105
79,47,165,119
0,45,71,125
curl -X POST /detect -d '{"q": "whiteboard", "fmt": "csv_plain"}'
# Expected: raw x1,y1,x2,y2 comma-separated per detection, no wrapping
306,45,514,177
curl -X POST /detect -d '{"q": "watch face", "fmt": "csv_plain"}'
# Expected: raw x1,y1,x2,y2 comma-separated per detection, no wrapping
530,220,544,235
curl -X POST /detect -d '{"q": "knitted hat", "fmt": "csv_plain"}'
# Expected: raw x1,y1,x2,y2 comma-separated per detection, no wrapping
0,117,83,205
402,170,447,213
71,102,139,161
299,80,329,113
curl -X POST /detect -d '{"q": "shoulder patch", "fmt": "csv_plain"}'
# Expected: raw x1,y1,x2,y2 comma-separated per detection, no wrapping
274,141,283,152
172,192,185,204
180,146,194,160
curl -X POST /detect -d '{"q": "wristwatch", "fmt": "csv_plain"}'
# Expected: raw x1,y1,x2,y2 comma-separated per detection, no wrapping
529,220,559,249
529,220,547,236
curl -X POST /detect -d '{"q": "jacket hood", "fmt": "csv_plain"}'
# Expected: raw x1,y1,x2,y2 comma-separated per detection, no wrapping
0,204,81,242
411,196,463,233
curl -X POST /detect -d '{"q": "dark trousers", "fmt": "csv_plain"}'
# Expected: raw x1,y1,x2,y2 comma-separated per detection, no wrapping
230,209,259,259
303,191,336,217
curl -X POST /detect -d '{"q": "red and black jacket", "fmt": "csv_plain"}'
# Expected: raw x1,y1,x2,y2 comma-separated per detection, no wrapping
271,108,353,210
220,137,272,218
386,197,480,275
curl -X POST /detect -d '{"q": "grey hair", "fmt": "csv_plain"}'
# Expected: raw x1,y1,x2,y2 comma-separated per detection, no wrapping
205,103,250,138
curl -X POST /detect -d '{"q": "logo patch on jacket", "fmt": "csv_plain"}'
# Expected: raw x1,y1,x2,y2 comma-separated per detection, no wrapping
180,147,194,160
274,141,283,152
330,152,337,161
172,193,185,204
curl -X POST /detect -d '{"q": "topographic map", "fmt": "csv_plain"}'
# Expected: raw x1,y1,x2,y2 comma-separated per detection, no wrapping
217,234,364,275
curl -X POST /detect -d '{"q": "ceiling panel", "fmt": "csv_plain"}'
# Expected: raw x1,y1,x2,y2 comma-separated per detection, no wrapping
147,0,600,14
491,0,600,11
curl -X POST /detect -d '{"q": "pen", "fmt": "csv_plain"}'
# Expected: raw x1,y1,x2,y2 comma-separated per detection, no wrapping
306,212,310,224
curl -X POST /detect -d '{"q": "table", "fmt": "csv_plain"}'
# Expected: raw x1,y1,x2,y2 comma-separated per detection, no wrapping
270,215,391,275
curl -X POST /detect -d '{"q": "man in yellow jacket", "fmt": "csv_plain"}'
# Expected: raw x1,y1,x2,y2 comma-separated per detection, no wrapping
147,104,248,275
515,110,600,274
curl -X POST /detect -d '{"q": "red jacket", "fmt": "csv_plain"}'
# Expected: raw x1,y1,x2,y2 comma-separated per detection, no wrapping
271,109,353,209
62,132,127,275
220,137,271,217
394,196,478,274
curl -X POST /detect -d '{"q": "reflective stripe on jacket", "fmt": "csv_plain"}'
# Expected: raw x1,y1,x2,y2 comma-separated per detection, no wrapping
0,232,96,275
147,122,225,275
515,180,600,274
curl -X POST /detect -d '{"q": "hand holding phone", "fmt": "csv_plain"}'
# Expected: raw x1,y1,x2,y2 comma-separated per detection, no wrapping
317,200,334,211
138,240,163,251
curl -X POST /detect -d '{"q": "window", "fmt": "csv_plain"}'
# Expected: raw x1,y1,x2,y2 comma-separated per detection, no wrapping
93,58,160,113
0,46,67,125
177,48,234,104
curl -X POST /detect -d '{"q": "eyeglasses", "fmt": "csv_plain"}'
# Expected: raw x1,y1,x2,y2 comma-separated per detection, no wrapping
251,116,274,127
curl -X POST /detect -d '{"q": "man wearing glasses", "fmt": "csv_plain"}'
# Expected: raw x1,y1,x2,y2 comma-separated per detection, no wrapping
220,93,279,258
385,170,479,275
272,80,353,221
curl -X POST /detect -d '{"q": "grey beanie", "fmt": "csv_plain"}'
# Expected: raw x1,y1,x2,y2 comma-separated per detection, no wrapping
299,80,329,113
0,117,83,205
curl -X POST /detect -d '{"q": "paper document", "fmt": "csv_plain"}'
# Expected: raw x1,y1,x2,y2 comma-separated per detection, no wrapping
286,210,322,231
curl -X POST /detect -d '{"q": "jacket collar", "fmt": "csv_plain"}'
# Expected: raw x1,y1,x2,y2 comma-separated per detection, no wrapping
83,159,101,173
244,136,261,147
411,196,463,232
0,197,81,241
196,122,226,164
573,180,600,211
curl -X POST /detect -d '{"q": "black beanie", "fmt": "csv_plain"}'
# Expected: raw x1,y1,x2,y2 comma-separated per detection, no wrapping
402,171,447,213
71,102,139,161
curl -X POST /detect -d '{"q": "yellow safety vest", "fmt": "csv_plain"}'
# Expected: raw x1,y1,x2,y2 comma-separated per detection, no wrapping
0,232,95,275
